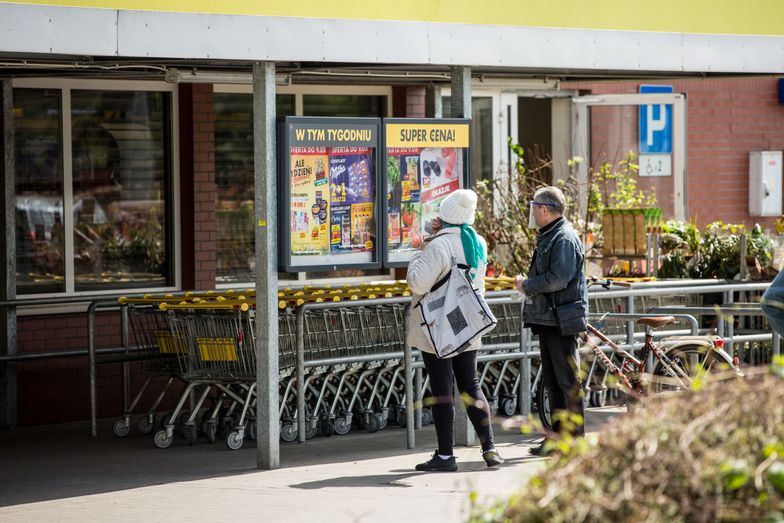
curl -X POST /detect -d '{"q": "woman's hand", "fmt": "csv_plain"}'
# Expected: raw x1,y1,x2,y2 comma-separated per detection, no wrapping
430,217,443,234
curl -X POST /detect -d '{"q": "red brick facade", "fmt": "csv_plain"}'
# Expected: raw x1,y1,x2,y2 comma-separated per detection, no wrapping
562,76,784,228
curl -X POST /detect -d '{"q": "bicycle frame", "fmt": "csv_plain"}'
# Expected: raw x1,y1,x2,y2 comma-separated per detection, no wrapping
582,323,692,398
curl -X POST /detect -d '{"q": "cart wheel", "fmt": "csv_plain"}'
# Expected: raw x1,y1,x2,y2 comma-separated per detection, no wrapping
153,430,174,449
378,413,388,430
609,388,621,403
421,407,433,426
487,395,498,417
248,421,257,441
160,413,173,429
501,397,517,417
138,416,154,435
321,417,334,437
305,422,317,440
225,431,244,450
280,423,297,442
204,422,217,444
590,390,607,408
365,413,381,433
112,418,130,438
396,409,406,428
334,417,351,435
185,425,197,446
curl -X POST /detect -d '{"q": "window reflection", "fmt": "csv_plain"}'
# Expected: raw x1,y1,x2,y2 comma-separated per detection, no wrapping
14,89,65,293
214,93,295,283
70,90,171,290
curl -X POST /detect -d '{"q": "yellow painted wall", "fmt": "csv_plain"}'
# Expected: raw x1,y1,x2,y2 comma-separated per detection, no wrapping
4,0,784,36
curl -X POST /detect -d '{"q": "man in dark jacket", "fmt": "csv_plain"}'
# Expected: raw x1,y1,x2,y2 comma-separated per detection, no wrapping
516,186,587,456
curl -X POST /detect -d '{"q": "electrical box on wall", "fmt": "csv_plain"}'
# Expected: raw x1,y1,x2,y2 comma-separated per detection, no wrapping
749,151,783,217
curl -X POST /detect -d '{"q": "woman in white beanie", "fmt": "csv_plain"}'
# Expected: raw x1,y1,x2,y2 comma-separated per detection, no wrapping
406,189,503,472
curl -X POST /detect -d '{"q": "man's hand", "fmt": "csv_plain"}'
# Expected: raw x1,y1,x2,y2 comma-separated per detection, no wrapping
515,275,526,295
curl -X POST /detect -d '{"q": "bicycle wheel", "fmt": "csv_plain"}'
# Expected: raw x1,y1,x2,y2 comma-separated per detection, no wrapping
535,378,554,432
650,345,714,394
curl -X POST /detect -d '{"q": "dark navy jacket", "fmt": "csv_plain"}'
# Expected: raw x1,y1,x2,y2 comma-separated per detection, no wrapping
522,217,587,327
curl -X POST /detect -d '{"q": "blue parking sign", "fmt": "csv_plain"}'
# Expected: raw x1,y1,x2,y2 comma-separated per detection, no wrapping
639,85,673,154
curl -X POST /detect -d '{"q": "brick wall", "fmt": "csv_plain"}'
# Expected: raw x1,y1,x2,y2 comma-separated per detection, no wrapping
405,86,426,117
562,76,784,228
191,84,217,289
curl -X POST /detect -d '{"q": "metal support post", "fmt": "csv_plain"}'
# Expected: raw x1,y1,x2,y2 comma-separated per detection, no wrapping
645,233,652,278
450,65,474,447
414,367,423,429
404,304,415,449
88,302,98,438
774,331,781,360
121,305,130,412
296,305,306,443
0,80,16,430
739,234,748,281
652,230,660,277
725,290,735,358
253,61,279,470
519,302,531,417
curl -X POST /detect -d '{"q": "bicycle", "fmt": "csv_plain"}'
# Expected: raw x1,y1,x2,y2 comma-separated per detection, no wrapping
537,278,742,431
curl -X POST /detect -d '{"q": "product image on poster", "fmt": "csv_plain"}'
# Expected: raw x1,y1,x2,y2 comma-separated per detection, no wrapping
386,146,462,256
289,147,330,256
329,147,375,254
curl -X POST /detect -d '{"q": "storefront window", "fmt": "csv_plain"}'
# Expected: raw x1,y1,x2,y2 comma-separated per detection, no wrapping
442,96,493,184
13,86,174,294
70,90,172,290
14,89,65,293
214,93,295,284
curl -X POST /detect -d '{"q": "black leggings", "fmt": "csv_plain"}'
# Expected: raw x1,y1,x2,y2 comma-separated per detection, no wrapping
421,350,495,456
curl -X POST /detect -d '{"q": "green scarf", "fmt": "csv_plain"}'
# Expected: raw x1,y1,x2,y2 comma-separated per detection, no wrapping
443,222,486,278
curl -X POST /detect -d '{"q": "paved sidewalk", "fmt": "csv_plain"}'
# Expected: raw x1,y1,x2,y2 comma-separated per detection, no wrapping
0,408,622,522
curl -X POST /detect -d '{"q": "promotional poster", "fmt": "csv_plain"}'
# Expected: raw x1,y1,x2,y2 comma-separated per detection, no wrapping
290,146,330,256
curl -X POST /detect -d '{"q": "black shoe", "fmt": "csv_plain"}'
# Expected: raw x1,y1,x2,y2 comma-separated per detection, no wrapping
482,449,504,467
528,440,553,457
415,451,458,472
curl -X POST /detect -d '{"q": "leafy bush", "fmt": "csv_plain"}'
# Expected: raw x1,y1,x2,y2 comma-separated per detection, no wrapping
659,220,774,280
471,364,784,522
589,151,657,213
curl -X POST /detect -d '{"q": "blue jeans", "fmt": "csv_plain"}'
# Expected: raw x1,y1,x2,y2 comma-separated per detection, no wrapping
762,270,784,336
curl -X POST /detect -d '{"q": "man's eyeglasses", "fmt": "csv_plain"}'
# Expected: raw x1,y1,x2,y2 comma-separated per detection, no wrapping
529,201,558,208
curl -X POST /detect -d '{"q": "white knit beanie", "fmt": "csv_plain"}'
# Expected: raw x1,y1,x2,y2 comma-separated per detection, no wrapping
438,189,478,225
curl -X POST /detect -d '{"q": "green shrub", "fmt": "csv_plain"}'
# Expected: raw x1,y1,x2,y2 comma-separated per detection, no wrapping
470,364,784,522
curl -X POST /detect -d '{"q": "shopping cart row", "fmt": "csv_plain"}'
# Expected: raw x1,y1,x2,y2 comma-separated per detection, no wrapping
111,293,540,449
112,284,695,450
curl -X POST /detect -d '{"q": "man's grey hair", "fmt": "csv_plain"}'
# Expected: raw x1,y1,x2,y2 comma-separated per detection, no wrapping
533,186,566,214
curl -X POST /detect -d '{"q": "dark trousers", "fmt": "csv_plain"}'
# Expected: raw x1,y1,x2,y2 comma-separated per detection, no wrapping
421,350,495,456
539,331,585,436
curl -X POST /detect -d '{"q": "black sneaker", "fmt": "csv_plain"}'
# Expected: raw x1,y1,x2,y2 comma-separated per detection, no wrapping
415,451,458,472
528,440,553,457
482,449,504,467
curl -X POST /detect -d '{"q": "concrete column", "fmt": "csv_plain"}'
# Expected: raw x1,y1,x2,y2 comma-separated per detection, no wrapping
0,80,16,430
450,66,475,447
253,62,279,469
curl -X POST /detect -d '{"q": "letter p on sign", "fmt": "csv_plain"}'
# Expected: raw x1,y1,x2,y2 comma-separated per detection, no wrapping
638,85,673,154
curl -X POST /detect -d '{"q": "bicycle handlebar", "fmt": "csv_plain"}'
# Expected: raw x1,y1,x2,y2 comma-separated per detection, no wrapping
587,276,633,289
